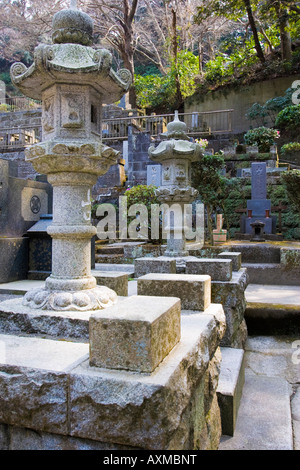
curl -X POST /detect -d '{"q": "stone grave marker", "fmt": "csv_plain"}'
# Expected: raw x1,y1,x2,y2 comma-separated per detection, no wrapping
147,163,161,187
245,162,275,235
213,214,227,244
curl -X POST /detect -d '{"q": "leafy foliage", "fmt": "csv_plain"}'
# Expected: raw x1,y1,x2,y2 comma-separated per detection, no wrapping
281,170,300,209
135,50,199,111
246,88,294,127
281,142,300,155
125,184,159,208
243,126,280,152
275,105,300,131
124,184,160,241
191,154,226,242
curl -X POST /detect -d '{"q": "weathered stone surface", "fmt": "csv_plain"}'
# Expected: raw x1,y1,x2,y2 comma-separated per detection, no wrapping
292,386,300,451
242,263,300,286
219,375,293,450
280,247,300,270
231,243,280,264
211,269,249,348
89,295,181,373
0,306,226,450
217,348,245,436
186,258,232,281
134,256,177,278
72,309,226,449
217,252,241,271
0,297,90,340
94,271,128,296
0,365,68,434
0,333,87,435
0,424,8,450
7,426,138,450
137,273,211,311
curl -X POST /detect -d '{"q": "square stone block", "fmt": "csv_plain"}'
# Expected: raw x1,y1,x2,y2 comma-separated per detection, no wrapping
217,252,241,271
89,295,181,373
186,258,232,281
137,273,211,311
134,256,176,278
93,271,128,296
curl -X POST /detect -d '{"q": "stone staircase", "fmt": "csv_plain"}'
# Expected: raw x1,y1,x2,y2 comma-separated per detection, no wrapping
228,243,300,335
230,243,300,286
94,241,125,264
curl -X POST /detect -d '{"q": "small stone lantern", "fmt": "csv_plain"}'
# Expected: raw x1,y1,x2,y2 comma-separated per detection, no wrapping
148,112,202,257
10,3,132,311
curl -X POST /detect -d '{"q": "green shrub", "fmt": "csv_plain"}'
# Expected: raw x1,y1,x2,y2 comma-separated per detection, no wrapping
281,142,300,154
275,105,300,130
280,170,300,209
0,103,9,112
125,185,160,242
244,126,280,152
245,103,269,127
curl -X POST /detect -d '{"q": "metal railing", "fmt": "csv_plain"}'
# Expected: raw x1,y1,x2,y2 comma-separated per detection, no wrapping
101,109,234,141
0,125,41,149
0,109,234,149
0,97,41,113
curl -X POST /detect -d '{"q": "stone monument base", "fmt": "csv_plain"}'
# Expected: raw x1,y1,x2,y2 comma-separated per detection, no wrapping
0,294,226,450
134,254,249,349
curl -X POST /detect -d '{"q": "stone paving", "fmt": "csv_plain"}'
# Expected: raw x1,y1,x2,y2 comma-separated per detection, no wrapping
220,335,300,450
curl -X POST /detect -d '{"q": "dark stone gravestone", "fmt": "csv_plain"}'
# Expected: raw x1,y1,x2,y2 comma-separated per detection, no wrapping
244,162,276,235
127,128,152,186
0,158,52,282
27,215,95,280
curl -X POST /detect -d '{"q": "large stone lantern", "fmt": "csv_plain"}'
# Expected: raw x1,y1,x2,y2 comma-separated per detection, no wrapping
10,3,132,311
148,112,203,257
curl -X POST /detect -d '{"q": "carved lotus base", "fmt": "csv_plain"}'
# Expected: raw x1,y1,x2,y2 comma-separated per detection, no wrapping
156,185,198,203
22,285,118,312
25,140,119,177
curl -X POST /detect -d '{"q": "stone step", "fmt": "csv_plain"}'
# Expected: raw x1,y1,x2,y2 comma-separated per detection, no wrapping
219,374,293,450
242,263,300,286
95,246,124,255
95,253,127,264
231,244,281,264
217,348,245,436
94,263,135,276
245,284,300,334
245,303,300,335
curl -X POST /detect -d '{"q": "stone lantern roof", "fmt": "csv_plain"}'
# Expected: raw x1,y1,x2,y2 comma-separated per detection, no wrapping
149,111,202,163
10,5,132,103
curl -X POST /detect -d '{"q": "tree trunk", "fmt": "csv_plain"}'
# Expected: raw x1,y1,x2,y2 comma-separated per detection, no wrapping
122,39,136,108
274,2,292,61
122,0,138,108
243,0,266,63
198,41,203,75
171,8,183,106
